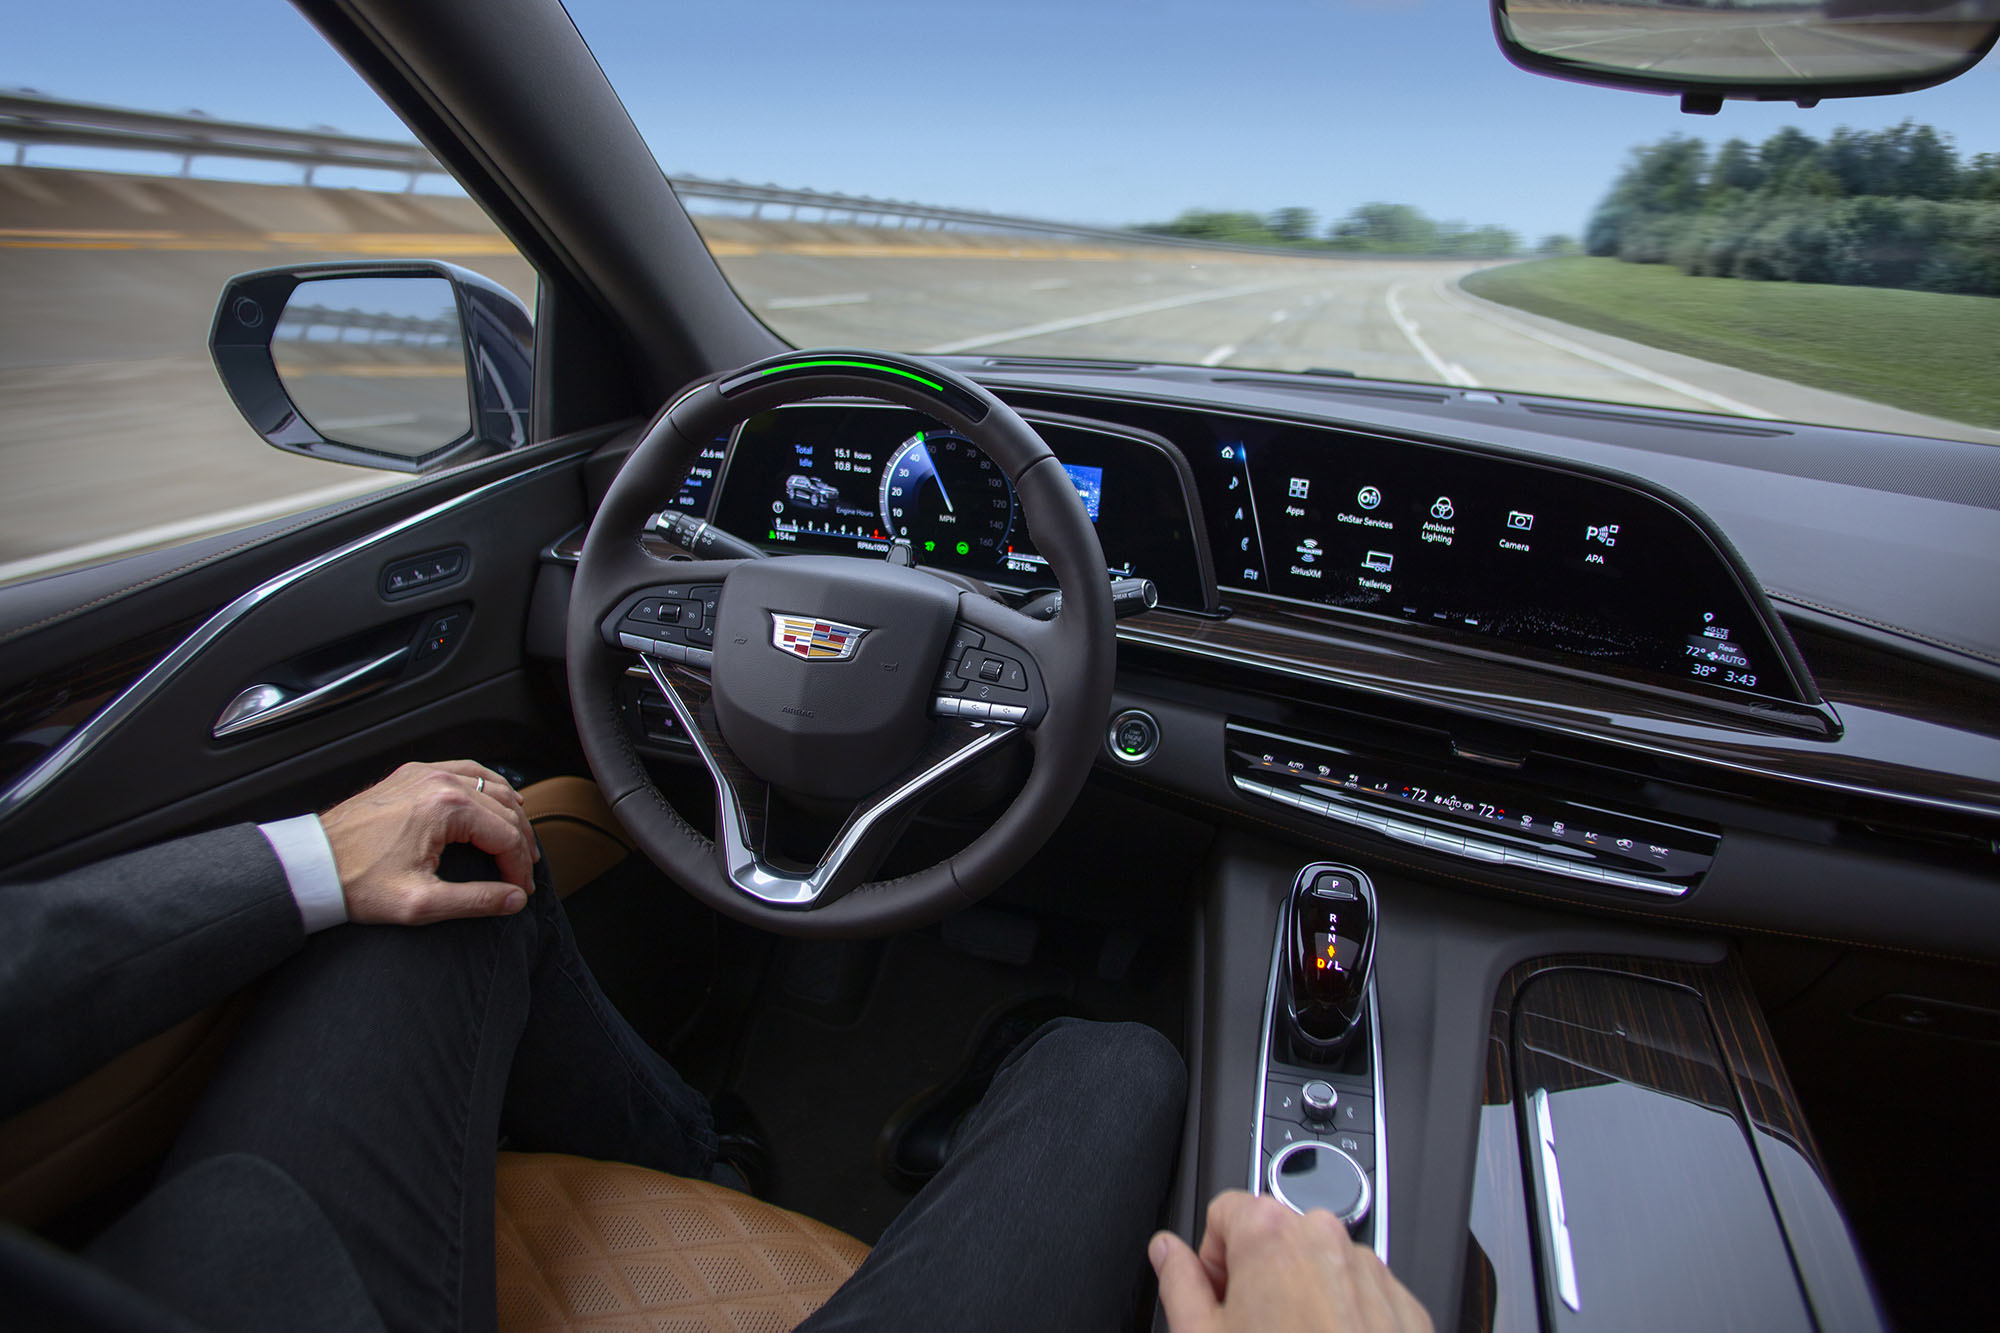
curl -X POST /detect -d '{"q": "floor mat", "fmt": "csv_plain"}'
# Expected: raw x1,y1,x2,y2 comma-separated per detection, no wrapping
726,916,1189,1244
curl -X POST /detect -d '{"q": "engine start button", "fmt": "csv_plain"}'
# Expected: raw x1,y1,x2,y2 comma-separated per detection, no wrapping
1107,709,1160,765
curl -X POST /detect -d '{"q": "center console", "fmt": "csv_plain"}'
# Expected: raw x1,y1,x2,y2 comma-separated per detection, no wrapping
1206,846,1880,1332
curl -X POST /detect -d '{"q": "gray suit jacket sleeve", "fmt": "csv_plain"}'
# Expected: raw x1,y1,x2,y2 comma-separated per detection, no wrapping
0,824,307,1117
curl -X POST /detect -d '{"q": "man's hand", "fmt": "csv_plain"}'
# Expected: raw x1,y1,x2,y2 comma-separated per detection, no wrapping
1151,1191,1432,1333
319,761,540,925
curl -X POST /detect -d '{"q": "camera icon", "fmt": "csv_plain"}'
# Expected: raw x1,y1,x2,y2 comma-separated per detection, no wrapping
1507,511,1534,531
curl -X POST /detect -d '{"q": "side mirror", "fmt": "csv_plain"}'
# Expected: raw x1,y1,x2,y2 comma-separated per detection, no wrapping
1493,0,2000,113
209,261,532,473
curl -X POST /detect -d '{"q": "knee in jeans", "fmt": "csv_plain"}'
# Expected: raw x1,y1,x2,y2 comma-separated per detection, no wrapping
1028,1019,1186,1128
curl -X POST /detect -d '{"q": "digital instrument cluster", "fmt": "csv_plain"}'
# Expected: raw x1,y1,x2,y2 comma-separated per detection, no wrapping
1177,417,1803,703
707,404,1213,608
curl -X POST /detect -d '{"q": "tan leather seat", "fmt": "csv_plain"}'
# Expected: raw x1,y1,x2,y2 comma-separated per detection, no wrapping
494,1152,870,1333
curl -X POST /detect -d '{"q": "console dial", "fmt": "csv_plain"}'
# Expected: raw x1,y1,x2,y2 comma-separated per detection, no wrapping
878,430,1016,563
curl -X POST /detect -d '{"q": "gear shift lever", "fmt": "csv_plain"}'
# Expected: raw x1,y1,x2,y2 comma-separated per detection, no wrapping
1280,863,1377,1058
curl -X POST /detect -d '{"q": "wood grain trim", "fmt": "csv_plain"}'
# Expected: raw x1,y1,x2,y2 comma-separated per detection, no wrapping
0,615,206,792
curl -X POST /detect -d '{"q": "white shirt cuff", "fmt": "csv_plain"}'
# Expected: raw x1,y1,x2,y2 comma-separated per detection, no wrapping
258,814,348,934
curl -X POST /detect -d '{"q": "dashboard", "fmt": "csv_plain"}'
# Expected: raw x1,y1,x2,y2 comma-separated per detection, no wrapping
692,397,1808,709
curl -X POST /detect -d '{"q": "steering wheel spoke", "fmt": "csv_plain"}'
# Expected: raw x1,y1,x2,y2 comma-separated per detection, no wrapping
928,593,1057,729
640,653,1021,906
599,569,740,669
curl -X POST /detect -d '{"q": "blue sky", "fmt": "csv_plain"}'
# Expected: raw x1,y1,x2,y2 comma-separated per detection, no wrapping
8,0,1997,240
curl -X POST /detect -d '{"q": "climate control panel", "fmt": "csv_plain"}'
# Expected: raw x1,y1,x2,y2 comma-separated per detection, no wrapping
1227,724,1716,897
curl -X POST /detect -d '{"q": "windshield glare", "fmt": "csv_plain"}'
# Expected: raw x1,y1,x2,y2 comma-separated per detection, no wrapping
565,0,2000,447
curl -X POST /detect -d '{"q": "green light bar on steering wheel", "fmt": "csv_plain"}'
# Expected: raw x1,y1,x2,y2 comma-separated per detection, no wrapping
716,354,988,422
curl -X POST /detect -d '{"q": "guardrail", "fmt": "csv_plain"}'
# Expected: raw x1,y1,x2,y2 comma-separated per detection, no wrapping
274,305,462,345
0,92,1293,254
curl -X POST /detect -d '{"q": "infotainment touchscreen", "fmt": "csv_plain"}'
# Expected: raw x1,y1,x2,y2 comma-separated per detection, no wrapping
1186,419,1803,703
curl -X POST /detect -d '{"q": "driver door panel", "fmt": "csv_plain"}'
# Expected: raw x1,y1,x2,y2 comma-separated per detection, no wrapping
0,445,594,880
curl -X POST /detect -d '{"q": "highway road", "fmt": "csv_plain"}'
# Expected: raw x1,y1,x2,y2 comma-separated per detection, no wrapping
2,167,1991,582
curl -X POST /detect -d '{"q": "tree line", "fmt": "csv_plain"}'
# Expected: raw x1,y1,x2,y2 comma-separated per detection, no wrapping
1587,122,2000,295
1137,204,1577,259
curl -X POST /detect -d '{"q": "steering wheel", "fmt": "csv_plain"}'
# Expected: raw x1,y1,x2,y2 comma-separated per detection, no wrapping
567,351,1115,937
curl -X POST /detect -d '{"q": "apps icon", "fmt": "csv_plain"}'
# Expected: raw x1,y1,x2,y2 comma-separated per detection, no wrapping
1430,497,1455,520
1289,477,1311,499
1357,485,1382,510
1362,551,1394,573
1507,510,1534,531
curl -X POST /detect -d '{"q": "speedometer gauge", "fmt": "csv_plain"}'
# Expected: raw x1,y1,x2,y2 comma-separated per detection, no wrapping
878,430,1016,562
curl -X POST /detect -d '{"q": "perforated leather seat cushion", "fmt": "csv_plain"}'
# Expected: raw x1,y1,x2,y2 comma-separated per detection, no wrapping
494,1151,870,1333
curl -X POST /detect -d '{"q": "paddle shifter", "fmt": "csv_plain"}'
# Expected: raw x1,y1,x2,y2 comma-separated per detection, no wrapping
1280,863,1377,1059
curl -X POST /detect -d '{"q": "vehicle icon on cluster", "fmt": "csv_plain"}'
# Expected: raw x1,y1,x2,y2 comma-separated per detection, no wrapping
785,474,840,508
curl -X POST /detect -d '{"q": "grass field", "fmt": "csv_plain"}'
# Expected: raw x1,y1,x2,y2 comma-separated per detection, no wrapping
1462,258,2000,432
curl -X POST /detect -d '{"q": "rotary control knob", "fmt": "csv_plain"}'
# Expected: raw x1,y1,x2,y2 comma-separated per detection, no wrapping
1302,1080,1339,1125
1269,1141,1371,1227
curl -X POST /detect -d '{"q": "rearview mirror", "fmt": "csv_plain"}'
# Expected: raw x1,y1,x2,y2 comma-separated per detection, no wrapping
210,261,532,473
1493,0,2000,113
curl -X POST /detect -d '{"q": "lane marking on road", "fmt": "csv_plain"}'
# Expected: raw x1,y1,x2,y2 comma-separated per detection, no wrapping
1386,284,1478,387
1433,278,1777,419
0,474,406,586
1201,344,1237,366
763,291,871,309
922,280,1302,354
1759,27,1806,79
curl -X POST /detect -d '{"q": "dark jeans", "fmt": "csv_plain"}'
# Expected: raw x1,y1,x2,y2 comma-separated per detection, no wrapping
87,872,1187,1333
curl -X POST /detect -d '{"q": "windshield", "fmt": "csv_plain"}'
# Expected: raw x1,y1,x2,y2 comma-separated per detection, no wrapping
564,0,1999,447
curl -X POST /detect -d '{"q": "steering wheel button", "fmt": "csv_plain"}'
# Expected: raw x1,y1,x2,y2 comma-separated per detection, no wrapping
618,632,652,653
977,658,1004,682
958,699,992,720
934,696,961,716
998,660,1028,691
989,703,1028,723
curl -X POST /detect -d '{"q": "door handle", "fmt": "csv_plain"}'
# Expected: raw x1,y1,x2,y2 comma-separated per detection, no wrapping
213,645,411,739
